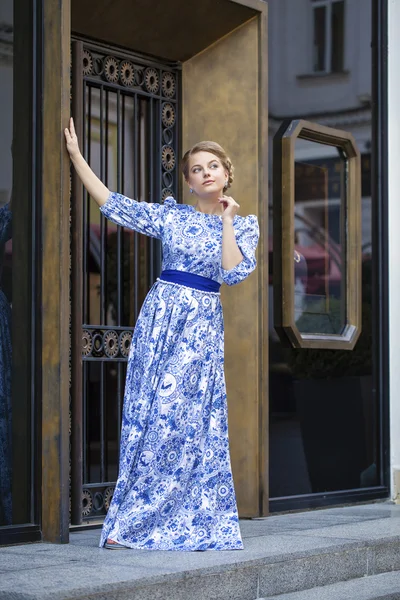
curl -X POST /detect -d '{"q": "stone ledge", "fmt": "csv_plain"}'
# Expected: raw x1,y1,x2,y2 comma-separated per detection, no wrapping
0,503,400,600
261,571,400,600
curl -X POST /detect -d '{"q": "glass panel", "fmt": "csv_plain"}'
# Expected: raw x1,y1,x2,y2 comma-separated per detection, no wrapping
294,138,346,335
269,0,378,499
331,1,345,72
313,6,326,72
0,0,34,525
0,1,14,525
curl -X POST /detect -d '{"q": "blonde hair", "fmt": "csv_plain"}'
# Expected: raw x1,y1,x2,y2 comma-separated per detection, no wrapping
181,141,234,192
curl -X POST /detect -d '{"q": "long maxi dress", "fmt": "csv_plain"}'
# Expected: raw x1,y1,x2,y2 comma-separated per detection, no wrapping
99,193,259,551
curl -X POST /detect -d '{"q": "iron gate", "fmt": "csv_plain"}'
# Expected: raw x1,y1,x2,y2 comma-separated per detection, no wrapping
70,40,180,524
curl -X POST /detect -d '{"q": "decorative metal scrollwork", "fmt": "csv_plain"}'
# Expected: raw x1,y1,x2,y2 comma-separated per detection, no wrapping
82,327,134,359
162,145,176,171
135,69,144,87
162,72,176,98
163,128,174,145
82,50,93,76
92,331,104,357
104,330,119,358
162,188,175,201
119,331,132,357
162,171,173,188
162,103,175,128
120,60,135,87
144,68,159,93
82,329,94,356
93,57,104,76
103,56,119,83
104,487,114,511
82,490,93,517
92,491,104,512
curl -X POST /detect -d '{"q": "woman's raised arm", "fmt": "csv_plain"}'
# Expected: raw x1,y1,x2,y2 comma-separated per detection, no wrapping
64,117,110,207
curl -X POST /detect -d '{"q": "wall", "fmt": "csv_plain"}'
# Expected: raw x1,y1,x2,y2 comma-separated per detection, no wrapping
182,16,268,516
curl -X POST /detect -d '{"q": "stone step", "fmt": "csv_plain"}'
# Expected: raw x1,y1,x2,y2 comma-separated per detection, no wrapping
260,571,400,600
1,503,400,599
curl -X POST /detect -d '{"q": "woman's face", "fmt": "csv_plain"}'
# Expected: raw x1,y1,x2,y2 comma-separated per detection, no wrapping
186,151,228,198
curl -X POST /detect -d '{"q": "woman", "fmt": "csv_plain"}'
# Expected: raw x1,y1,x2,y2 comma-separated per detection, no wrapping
65,118,259,551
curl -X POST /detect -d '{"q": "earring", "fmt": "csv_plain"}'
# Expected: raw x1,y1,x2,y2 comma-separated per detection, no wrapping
190,188,193,194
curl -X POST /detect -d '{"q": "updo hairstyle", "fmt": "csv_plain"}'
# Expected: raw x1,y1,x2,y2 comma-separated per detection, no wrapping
181,141,234,192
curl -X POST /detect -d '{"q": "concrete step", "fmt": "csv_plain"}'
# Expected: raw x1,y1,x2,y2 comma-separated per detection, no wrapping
260,571,400,600
1,503,400,599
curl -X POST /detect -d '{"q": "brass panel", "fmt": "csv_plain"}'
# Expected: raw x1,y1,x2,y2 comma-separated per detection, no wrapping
182,13,268,517
273,119,362,350
41,0,71,542
71,0,259,62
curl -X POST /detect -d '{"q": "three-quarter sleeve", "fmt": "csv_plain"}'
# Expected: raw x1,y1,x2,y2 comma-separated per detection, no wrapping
0,204,12,245
100,192,174,239
220,214,259,286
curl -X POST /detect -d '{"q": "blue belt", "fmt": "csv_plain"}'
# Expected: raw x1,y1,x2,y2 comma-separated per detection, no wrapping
159,269,221,293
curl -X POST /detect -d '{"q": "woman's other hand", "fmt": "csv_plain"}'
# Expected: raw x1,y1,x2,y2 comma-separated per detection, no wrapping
219,195,240,222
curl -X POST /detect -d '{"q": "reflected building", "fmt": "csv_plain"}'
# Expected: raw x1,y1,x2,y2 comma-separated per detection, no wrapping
268,0,377,503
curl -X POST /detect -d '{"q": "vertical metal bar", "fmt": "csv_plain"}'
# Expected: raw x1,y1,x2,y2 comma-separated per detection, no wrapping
100,362,105,483
117,363,122,448
82,363,88,485
149,97,155,284
122,94,126,195
100,86,106,325
371,0,389,487
104,89,109,325
105,90,109,185
134,95,139,321
117,90,123,326
157,88,163,273
86,85,92,325
71,40,84,526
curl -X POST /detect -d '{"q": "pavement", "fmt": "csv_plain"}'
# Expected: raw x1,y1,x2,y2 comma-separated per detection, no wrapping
0,502,400,599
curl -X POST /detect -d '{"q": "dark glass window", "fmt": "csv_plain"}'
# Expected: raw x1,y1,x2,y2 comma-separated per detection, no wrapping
331,1,345,72
269,0,379,503
0,0,36,528
312,0,345,73
313,6,326,72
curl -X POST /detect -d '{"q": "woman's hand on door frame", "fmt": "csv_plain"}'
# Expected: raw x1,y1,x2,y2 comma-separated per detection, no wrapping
64,117,81,159
64,116,110,206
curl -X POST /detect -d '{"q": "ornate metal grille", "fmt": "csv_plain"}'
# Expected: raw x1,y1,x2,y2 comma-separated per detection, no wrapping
70,39,179,523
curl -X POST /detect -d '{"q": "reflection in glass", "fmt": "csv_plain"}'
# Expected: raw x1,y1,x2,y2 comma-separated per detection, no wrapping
0,0,34,528
313,5,326,72
269,0,377,501
331,0,345,72
293,138,345,336
0,202,12,525
0,0,14,527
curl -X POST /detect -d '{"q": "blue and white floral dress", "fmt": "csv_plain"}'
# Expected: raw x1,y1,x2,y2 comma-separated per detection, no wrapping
0,204,12,526
99,193,259,551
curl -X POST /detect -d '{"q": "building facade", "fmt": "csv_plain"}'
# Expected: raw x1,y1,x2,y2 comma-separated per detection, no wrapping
0,0,394,546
